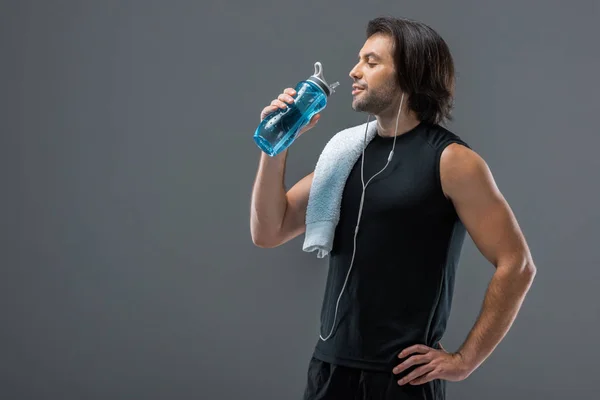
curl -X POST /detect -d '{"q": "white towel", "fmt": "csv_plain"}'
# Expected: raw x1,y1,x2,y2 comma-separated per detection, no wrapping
302,119,378,258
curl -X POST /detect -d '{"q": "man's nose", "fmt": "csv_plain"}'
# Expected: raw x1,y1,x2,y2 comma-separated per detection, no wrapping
349,64,361,80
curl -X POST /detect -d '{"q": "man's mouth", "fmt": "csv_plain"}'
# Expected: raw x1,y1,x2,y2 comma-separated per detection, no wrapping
352,85,365,95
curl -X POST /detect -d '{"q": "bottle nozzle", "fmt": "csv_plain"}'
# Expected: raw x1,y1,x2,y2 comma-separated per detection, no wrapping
329,81,340,93
309,61,338,96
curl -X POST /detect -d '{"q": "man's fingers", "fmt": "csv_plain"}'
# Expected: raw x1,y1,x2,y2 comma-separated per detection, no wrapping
260,105,279,120
409,370,439,386
270,99,288,109
393,354,431,374
278,93,295,104
398,364,436,386
398,344,432,358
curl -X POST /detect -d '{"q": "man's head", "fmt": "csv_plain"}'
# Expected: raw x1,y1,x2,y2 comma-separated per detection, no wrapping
349,17,455,125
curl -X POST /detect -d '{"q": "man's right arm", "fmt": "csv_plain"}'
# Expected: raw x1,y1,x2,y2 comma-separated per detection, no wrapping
250,87,319,248
250,149,314,248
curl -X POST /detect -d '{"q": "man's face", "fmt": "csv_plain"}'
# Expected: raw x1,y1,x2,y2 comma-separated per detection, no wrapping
349,33,400,114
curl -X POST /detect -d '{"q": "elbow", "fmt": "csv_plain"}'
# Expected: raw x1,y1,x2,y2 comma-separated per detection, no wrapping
497,257,537,287
250,227,281,248
511,259,537,288
521,262,537,294
523,261,537,283
518,255,537,279
250,215,286,248
252,235,277,248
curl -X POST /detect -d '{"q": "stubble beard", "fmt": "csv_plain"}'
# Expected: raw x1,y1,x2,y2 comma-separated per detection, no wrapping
352,83,399,115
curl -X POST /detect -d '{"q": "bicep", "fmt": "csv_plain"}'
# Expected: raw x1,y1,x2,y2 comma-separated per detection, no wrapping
441,145,531,268
278,171,314,244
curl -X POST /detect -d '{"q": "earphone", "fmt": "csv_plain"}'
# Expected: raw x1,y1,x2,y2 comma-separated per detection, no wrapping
319,93,405,341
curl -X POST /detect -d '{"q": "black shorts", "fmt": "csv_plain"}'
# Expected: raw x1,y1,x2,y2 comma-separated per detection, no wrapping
302,356,446,400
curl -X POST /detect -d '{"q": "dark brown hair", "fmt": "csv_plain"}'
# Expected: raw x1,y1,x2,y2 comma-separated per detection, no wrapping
366,16,455,125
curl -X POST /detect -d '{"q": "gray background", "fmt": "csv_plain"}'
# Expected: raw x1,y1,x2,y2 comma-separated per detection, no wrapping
1,0,598,399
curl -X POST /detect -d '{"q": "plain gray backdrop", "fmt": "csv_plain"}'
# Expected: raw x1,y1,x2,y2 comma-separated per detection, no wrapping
2,0,599,399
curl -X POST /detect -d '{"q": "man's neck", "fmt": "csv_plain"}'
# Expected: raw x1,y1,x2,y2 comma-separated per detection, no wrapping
375,110,421,138
373,98,421,137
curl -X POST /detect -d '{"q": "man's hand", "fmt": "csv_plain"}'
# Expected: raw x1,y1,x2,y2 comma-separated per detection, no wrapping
393,343,472,386
260,87,320,136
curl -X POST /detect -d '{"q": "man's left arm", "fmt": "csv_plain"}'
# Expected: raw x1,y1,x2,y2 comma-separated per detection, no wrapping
394,143,537,385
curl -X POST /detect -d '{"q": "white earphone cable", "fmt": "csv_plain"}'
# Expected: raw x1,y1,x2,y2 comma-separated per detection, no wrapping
319,93,405,341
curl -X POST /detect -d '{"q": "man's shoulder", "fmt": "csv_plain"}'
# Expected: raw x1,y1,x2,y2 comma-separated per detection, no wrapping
420,123,471,151
439,134,486,192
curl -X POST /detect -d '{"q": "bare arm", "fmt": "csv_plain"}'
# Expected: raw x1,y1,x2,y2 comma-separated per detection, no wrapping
440,143,537,374
391,143,537,386
250,150,313,248
249,87,320,248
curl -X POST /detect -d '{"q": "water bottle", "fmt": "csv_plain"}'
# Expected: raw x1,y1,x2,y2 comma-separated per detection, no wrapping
253,62,339,156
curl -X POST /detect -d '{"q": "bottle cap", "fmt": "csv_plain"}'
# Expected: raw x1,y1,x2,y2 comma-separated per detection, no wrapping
307,62,340,96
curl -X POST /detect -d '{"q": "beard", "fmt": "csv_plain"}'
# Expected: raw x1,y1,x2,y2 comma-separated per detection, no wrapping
352,82,399,114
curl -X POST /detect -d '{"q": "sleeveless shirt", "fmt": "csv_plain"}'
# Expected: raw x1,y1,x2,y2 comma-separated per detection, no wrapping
312,121,471,375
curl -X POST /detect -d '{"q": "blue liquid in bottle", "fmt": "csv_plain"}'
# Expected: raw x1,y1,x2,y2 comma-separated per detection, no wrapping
254,62,339,156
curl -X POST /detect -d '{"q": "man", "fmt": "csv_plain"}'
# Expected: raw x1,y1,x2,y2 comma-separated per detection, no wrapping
250,16,536,400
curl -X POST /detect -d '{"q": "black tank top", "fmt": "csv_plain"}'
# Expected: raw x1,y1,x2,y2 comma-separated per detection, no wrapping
312,122,471,373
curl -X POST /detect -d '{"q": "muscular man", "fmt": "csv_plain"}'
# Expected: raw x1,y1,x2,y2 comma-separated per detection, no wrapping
250,16,536,400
